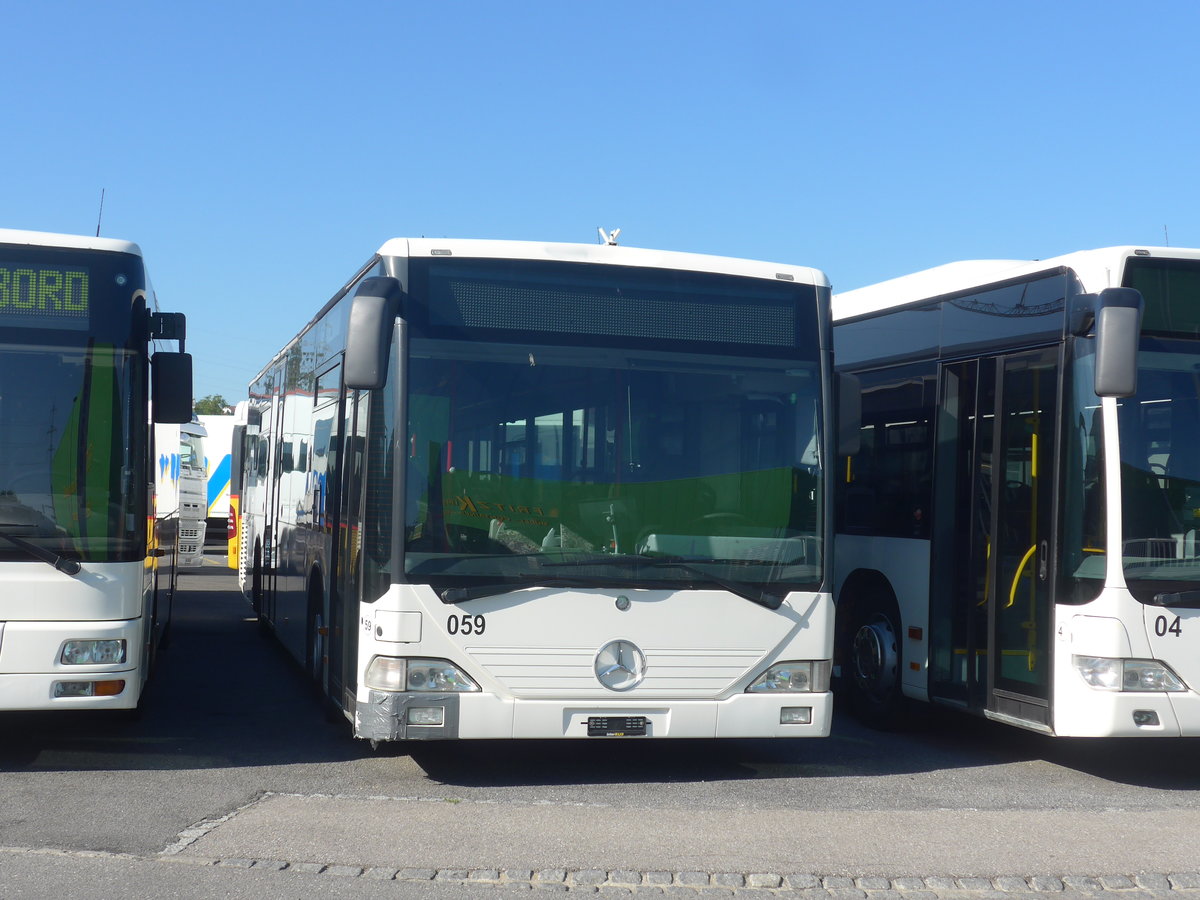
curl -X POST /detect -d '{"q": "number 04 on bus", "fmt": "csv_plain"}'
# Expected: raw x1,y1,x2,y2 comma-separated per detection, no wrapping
235,239,836,742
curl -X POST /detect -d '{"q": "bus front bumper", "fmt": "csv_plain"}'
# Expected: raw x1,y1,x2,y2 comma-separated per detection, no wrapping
355,690,833,741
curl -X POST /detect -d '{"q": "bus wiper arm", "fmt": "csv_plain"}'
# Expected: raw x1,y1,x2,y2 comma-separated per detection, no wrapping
438,575,599,605
1149,590,1200,609
646,559,785,610
0,530,82,576
543,554,785,610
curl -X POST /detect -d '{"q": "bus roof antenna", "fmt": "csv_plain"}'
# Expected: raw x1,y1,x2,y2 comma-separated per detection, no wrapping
95,188,106,237
597,227,621,246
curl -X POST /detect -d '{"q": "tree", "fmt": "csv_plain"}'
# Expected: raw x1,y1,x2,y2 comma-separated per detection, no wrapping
194,394,231,415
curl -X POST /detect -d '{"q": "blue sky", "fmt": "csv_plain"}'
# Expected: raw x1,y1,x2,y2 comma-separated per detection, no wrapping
5,1,1199,404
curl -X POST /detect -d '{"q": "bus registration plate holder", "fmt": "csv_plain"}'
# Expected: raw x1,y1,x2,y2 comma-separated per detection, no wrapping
587,716,647,737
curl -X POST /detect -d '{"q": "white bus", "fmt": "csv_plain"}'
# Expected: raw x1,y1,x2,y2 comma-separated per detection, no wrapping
0,228,192,711
240,238,835,743
833,245,1200,737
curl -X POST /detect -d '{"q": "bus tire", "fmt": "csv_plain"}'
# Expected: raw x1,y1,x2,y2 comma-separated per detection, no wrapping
845,591,907,729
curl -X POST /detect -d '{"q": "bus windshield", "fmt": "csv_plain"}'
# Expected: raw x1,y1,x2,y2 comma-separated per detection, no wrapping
0,342,141,562
404,340,824,594
0,246,146,564
1116,337,1200,599
179,431,205,475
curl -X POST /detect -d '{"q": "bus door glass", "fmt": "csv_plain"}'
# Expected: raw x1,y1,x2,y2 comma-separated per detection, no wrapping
930,359,993,708
989,349,1058,716
332,390,367,705
311,364,344,698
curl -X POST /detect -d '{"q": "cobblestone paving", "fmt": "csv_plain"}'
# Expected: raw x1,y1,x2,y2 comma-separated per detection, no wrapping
165,859,1200,895
4,847,1199,897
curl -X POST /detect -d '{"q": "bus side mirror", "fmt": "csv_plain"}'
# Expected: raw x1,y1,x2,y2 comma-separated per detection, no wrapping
344,276,404,390
152,351,193,423
1093,287,1143,398
837,371,862,456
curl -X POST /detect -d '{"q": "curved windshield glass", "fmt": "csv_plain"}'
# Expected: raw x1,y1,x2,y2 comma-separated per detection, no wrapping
1062,346,1106,603
404,340,824,595
0,244,147,564
1117,337,1200,600
0,342,141,561
179,432,205,475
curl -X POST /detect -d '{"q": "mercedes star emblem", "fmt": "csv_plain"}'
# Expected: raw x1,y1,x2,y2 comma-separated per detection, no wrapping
594,639,646,692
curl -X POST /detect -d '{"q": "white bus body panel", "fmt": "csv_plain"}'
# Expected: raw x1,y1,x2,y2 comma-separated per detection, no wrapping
0,228,141,257
382,239,831,289
1145,604,1200,735
833,247,1200,321
0,560,148,710
833,533,931,699
356,585,833,739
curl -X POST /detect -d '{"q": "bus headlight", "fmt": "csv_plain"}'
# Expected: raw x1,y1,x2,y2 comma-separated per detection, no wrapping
364,657,480,693
60,640,126,665
1072,656,1186,692
746,660,831,693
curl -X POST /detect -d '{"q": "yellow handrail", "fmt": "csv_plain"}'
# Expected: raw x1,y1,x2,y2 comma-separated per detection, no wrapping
1007,544,1037,610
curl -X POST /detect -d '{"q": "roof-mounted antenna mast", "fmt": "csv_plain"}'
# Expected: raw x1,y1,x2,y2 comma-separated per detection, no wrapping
597,227,621,246
95,188,106,237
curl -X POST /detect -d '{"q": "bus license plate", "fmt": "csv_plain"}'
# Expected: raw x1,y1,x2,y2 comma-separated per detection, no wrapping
587,716,647,737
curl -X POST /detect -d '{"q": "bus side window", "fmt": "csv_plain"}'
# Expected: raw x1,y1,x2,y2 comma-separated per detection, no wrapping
840,363,936,538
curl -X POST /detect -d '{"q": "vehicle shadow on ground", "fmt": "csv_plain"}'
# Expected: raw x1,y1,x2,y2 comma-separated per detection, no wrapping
406,702,1200,792
1033,735,1200,789
0,563,363,773
397,703,1014,788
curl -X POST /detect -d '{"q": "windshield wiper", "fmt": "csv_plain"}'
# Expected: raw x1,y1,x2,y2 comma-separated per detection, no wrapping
542,554,785,610
437,575,602,605
0,530,82,576
1149,589,1200,609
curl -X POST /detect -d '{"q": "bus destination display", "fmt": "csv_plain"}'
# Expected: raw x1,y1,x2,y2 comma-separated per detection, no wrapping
0,262,89,328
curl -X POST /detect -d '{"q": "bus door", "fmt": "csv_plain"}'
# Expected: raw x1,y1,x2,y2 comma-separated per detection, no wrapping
931,349,1057,726
329,389,367,711
990,350,1059,724
310,364,342,696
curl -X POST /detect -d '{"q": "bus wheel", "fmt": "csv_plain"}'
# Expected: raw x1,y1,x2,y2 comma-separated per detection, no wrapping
848,598,905,729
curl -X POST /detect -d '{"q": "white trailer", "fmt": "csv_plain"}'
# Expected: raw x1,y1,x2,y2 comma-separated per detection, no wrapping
198,414,235,539
155,420,207,567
